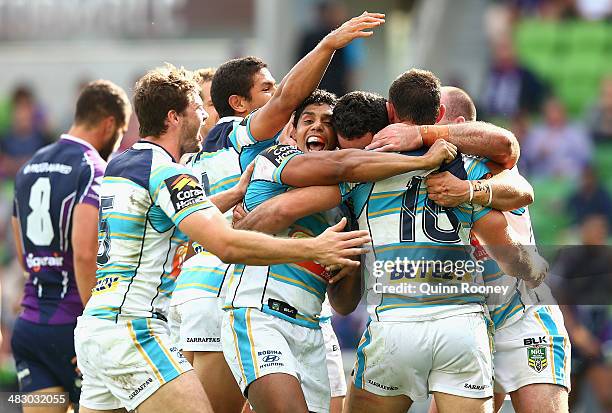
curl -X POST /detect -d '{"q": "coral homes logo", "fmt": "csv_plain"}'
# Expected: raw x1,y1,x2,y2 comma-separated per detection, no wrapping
171,174,198,191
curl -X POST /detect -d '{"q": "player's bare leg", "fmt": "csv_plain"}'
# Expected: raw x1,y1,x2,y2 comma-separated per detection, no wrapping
193,352,245,413
508,384,568,413
330,396,344,413
493,392,506,412
433,392,493,413
181,350,194,365
136,370,213,413
345,383,412,413
22,386,70,413
247,373,308,413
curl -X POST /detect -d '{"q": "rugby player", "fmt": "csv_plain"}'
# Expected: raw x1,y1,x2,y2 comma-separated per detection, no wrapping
168,11,385,413
233,71,548,413
222,88,458,413
74,65,371,413
193,68,219,138
425,87,570,413
11,80,131,413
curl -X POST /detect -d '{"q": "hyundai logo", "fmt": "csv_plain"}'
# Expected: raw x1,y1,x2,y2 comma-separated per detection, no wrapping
262,355,280,363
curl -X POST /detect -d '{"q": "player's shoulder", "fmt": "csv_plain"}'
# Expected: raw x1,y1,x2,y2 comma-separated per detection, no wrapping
257,144,303,167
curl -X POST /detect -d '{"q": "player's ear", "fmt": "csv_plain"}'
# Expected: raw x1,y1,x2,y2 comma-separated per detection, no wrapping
228,95,247,115
436,104,446,124
386,101,398,123
455,116,466,123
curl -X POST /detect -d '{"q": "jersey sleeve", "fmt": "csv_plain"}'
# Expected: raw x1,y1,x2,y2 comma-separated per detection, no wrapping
228,111,282,155
342,182,372,220
254,144,304,184
150,164,214,226
76,153,105,208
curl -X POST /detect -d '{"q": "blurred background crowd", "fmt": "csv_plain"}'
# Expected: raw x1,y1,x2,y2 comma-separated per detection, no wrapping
0,0,610,411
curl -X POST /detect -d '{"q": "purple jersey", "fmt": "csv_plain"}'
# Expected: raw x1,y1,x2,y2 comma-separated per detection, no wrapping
12,134,105,324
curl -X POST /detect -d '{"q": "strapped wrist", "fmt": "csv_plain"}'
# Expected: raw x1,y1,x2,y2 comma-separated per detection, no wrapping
419,125,450,147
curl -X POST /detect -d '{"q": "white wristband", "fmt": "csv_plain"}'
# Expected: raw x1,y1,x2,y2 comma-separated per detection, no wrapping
467,180,474,204
485,181,493,207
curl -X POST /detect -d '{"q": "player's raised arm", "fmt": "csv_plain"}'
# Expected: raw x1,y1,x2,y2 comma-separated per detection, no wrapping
280,139,457,187
234,185,342,233
249,12,385,141
472,210,548,288
367,121,520,169
179,211,369,268
425,167,534,211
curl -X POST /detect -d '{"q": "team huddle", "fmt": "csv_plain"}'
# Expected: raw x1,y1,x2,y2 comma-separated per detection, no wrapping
10,11,571,413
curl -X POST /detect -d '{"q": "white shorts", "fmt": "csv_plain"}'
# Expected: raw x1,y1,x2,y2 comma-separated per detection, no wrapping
168,297,223,352
321,320,347,398
74,316,192,411
222,308,330,413
493,305,571,394
352,313,493,402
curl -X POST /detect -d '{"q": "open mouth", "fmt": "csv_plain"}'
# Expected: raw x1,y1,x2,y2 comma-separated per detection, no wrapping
306,135,327,152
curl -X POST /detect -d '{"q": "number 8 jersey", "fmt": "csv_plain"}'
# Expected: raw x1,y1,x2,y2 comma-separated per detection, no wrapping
345,151,493,322
12,134,106,325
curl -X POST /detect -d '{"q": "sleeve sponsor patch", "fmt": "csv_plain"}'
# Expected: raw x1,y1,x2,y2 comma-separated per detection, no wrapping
261,144,303,168
164,174,206,212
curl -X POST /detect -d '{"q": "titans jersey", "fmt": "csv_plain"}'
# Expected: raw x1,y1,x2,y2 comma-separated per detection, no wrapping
346,152,492,322
225,144,347,329
477,166,549,329
83,141,214,322
12,135,105,325
171,115,278,305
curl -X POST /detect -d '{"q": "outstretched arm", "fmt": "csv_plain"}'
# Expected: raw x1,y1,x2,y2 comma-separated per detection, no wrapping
425,167,534,211
366,122,520,169
281,139,456,187
249,12,385,141
234,185,342,233
472,210,547,287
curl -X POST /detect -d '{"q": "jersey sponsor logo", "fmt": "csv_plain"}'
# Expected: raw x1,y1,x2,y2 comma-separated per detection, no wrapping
129,377,153,400
23,162,72,175
258,350,284,368
368,380,399,391
527,345,548,373
185,337,220,343
523,336,547,346
261,145,301,167
268,298,297,319
25,253,64,271
262,354,280,363
165,174,206,212
92,275,120,295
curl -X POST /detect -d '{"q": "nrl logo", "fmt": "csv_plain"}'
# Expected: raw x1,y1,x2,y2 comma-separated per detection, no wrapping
527,345,548,373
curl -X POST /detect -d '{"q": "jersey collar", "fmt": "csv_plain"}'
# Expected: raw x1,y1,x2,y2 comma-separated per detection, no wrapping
60,134,97,152
134,140,176,162
216,116,243,125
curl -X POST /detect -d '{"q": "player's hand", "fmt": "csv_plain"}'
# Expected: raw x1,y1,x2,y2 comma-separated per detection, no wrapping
328,264,357,284
232,203,248,228
365,123,422,152
278,116,297,146
523,253,548,289
313,217,370,267
234,163,254,198
425,171,470,207
321,12,385,51
423,139,457,169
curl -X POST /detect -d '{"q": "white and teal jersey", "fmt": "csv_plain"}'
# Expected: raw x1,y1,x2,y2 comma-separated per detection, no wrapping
478,167,550,329
172,115,278,305
84,141,215,321
345,152,492,322
225,144,347,329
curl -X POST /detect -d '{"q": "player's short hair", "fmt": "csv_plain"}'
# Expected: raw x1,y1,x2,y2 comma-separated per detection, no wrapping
74,80,131,128
210,56,268,118
133,64,199,138
442,86,476,122
193,68,215,84
332,91,389,139
388,69,441,125
293,89,338,127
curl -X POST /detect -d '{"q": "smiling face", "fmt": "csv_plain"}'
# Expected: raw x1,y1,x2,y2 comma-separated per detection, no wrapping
293,103,337,152
179,92,207,156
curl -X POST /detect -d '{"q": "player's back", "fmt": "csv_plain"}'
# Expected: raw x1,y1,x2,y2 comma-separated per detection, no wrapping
13,134,105,324
345,151,492,322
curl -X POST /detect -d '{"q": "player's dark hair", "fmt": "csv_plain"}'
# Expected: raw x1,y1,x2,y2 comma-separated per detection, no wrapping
293,89,338,127
442,86,476,122
388,69,441,125
210,57,268,118
332,91,389,140
133,64,199,137
74,80,131,128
